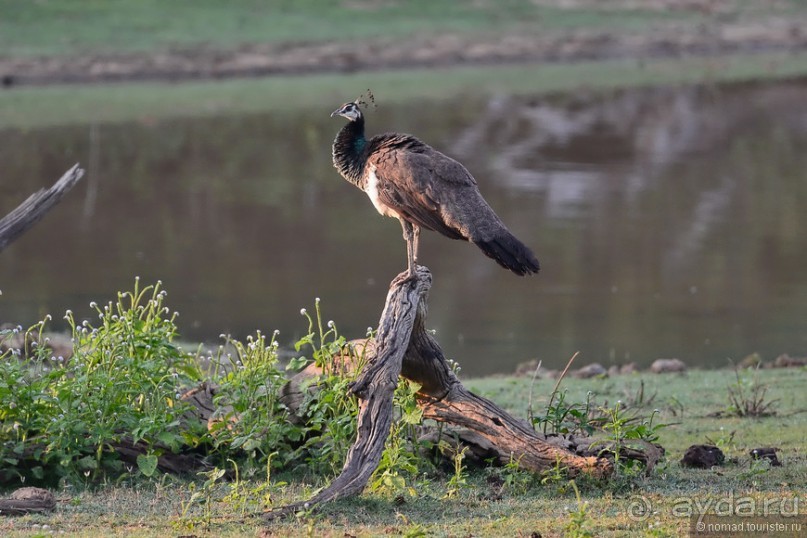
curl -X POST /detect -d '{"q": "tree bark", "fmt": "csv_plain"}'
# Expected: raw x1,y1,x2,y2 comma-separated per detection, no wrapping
0,487,56,516
265,267,612,520
0,163,85,253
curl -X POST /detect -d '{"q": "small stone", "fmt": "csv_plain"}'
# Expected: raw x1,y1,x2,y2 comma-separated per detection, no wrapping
607,362,639,377
650,358,687,373
513,359,540,377
572,363,607,379
620,362,639,374
738,352,763,369
773,354,807,368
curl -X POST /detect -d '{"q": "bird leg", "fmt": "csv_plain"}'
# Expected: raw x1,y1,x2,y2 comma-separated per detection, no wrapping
412,225,420,264
400,219,418,279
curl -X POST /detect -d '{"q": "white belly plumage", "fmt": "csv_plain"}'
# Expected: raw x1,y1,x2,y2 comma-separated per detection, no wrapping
365,166,400,218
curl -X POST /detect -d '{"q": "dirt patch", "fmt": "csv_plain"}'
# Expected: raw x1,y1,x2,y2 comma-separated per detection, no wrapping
2,18,806,86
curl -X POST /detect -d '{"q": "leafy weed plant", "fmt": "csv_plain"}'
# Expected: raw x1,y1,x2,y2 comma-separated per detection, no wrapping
725,367,778,417
291,299,364,476
371,379,424,497
533,389,596,436
208,328,302,469
443,444,469,499
562,480,594,538
0,279,202,484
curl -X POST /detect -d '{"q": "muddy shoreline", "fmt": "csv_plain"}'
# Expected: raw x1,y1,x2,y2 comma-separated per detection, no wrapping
2,20,806,87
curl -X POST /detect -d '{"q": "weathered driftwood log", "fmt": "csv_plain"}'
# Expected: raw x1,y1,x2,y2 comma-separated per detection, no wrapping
264,267,612,520
0,163,85,253
0,487,56,516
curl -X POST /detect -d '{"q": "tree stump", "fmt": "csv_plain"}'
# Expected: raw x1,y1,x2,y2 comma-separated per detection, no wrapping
264,267,612,520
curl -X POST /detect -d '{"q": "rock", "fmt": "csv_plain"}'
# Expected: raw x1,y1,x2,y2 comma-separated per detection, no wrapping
738,352,763,369
572,363,607,379
608,363,639,376
650,358,687,373
681,444,724,468
514,359,541,377
772,354,807,368
0,324,26,354
620,362,639,374
513,359,561,379
750,447,782,466
0,326,73,362
46,332,74,361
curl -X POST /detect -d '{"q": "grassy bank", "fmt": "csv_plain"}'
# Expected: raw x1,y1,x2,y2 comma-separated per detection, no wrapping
2,51,807,129
0,0,781,57
2,367,804,537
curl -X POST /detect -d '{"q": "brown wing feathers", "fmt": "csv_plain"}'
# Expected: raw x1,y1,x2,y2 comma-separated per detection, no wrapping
369,136,540,275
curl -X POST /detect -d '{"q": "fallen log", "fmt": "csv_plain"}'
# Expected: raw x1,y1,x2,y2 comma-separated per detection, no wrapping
0,487,56,516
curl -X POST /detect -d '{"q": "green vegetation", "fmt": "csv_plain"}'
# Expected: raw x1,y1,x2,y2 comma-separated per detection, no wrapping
3,52,807,129
724,366,779,418
1,281,805,536
0,281,200,484
0,282,383,486
0,0,726,57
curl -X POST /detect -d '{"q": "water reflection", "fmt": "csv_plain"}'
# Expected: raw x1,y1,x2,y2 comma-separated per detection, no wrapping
2,79,807,376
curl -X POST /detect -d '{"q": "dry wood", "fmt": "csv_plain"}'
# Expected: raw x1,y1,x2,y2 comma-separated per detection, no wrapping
265,267,433,519
264,267,612,521
0,487,56,516
0,163,85,253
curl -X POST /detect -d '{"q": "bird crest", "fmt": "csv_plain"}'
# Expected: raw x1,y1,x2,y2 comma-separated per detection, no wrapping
354,89,377,110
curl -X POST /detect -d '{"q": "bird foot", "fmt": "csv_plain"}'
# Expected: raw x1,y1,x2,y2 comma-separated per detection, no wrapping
393,265,421,285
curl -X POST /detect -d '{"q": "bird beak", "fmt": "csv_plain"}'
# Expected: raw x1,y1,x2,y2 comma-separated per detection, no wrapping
330,108,341,118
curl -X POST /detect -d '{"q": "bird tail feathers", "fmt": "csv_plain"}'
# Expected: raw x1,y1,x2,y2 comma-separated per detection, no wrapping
473,233,540,276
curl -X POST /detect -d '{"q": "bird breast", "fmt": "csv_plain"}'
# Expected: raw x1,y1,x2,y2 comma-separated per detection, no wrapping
365,165,400,219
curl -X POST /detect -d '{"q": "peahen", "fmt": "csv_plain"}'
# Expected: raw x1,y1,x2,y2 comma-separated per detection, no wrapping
331,99,540,279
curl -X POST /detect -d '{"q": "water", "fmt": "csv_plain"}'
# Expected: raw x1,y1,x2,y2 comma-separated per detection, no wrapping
2,79,807,376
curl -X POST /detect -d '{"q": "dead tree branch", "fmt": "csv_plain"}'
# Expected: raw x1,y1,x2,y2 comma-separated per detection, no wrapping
265,267,612,521
0,163,85,253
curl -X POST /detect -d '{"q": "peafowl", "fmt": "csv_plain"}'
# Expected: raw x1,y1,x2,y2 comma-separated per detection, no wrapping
331,99,540,279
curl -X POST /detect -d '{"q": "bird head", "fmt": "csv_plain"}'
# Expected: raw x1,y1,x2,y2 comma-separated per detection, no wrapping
330,101,363,122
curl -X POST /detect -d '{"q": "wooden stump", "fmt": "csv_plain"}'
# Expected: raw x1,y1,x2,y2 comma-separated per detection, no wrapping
264,267,612,520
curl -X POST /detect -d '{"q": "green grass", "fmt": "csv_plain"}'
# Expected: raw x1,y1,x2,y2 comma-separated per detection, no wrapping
1,367,804,537
3,51,807,129
0,0,715,57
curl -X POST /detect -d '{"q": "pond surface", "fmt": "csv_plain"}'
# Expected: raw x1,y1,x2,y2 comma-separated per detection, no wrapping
2,79,807,376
